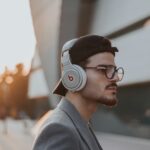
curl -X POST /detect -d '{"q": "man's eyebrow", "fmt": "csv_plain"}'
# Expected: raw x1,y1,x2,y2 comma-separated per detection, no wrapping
97,64,116,67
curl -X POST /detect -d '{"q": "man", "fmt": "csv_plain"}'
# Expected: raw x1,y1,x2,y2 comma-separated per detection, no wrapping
32,35,124,150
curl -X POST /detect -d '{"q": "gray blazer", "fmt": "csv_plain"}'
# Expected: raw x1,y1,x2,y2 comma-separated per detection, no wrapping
32,98,103,150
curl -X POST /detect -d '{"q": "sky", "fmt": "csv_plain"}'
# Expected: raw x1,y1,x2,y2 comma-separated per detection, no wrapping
0,0,36,73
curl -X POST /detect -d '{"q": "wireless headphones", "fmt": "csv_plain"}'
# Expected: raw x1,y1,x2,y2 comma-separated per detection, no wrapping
61,39,87,92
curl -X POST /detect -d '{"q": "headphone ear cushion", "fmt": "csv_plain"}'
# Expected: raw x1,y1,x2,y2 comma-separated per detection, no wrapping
62,65,87,92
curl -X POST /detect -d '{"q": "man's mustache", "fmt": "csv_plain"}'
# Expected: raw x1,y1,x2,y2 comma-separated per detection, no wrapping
106,83,118,89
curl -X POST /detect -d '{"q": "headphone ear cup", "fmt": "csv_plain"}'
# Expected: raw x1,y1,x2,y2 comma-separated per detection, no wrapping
62,65,87,92
73,65,87,91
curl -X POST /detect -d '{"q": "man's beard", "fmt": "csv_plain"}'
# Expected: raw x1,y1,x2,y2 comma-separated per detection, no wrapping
99,83,118,106
97,94,118,106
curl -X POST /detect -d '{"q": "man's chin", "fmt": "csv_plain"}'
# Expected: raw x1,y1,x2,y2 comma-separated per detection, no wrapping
98,97,118,107
104,99,117,107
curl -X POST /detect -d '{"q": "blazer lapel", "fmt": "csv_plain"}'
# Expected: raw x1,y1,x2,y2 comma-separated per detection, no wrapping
57,98,102,150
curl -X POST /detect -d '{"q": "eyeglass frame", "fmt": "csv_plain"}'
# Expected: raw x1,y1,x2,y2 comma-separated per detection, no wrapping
83,64,124,81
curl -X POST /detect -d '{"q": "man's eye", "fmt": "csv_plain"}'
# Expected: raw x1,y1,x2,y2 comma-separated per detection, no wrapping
97,68,107,71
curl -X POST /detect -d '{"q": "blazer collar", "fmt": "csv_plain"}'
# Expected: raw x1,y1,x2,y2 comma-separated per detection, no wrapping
57,98,101,150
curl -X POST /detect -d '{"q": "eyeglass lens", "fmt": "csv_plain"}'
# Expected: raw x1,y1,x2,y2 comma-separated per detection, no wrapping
105,66,124,81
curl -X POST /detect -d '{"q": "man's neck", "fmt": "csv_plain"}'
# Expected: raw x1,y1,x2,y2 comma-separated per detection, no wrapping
65,92,98,122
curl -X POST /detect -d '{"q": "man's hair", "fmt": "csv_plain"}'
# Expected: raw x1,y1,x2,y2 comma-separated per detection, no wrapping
69,35,118,65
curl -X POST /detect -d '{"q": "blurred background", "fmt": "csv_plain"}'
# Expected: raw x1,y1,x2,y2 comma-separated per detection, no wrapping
0,0,150,150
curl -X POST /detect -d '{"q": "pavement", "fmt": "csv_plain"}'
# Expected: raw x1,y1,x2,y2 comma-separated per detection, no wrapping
0,118,150,150
97,132,150,150
0,118,35,150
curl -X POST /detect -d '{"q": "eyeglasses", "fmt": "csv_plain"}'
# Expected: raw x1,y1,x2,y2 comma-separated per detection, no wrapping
84,64,124,81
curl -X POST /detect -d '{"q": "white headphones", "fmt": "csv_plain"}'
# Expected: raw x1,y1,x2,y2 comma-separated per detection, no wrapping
61,39,87,92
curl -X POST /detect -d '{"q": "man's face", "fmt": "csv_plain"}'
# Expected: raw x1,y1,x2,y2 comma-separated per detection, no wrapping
80,52,119,106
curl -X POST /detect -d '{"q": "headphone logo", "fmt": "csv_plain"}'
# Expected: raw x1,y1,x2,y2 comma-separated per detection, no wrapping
68,75,74,81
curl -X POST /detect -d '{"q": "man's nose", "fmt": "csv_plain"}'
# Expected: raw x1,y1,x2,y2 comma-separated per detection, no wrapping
110,72,120,82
